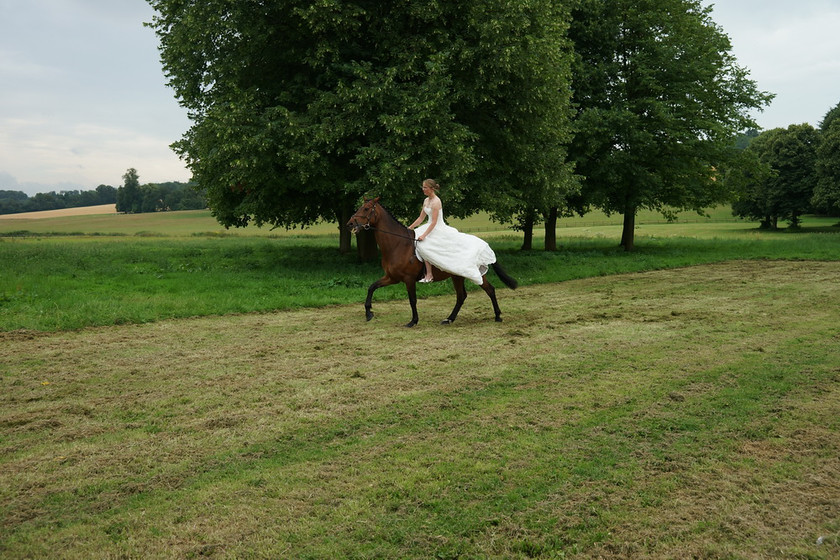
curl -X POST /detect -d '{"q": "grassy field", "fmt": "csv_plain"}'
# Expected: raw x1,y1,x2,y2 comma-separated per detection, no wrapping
2,207,839,332
1,261,838,558
1,207,839,558
0,204,830,238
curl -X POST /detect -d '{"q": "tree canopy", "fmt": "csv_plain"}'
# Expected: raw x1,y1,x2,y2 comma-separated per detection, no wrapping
147,0,576,254
0,185,117,216
116,168,142,214
148,0,782,253
732,124,820,228
811,102,840,216
567,0,773,250
115,168,204,214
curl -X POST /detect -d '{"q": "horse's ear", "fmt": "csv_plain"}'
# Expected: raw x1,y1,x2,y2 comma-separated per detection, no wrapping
373,196,380,204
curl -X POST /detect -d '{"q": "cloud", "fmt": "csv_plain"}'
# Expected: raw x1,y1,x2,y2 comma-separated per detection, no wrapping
0,1,190,193
706,0,840,129
0,171,22,190
0,170,87,197
0,49,62,80
0,115,188,192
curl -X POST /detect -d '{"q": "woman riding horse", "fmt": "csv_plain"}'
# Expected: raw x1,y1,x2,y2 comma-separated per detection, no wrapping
347,196,517,327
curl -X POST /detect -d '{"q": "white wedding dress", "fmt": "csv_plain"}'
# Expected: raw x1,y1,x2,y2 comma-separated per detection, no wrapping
414,206,496,285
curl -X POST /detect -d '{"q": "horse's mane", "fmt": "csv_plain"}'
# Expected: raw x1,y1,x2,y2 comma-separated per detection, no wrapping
377,203,410,231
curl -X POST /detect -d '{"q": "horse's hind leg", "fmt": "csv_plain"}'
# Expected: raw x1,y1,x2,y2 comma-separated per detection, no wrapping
480,278,503,322
442,277,468,325
405,281,419,328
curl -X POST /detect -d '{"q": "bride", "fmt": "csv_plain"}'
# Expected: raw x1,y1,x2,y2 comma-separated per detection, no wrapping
408,178,497,285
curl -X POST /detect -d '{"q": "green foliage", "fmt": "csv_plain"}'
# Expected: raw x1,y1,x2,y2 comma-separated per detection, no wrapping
0,185,117,215
0,189,28,202
568,0,774,250
733,128,761,150
137,181,206,212
453,1,578,231
733,124,820,228
114,167,205,214
115,168,142,213
146,0,576,246
820,100,840,131
812,102,840,216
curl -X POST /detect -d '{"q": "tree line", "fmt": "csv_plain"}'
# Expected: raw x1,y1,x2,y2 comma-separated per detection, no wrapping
114,168,206,214
0,171,206,216
146,0,835,255
0,185,117,215
731,103,840,229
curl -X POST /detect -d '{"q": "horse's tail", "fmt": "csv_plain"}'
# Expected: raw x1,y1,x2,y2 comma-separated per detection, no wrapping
491,262,518,290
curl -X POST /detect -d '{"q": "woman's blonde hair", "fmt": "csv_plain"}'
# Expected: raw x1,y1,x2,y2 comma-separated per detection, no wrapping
423,178,440,192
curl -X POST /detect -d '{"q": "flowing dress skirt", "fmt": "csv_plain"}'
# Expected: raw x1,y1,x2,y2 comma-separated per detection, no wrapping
414,208,496,285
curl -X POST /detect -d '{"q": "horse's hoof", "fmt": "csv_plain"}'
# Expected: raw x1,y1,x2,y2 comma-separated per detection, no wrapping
366,312,374,321
404,321,417,328
440,319,453,325
495,316,503,322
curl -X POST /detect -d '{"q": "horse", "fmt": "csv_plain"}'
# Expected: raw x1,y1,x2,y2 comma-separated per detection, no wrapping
347,197,518,327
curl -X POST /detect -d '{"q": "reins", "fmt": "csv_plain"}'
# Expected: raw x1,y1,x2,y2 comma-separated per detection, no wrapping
361,223,418,243
352,203,418,244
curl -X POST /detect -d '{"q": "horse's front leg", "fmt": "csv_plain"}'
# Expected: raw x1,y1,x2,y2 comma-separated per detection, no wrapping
405,280,419,328
365,276,397,321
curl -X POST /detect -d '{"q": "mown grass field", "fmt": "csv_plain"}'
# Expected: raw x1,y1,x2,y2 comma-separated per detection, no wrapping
1,207,839,558
2,207,839,332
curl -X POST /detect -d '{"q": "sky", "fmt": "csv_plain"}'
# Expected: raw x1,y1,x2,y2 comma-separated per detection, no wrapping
1,1,839,197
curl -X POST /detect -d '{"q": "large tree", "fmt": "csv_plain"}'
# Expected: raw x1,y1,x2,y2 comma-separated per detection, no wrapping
147,0,575,255
453,2,578,251
116,168,142,214
732,124,820,229
567,0,773,250
811,102,840,216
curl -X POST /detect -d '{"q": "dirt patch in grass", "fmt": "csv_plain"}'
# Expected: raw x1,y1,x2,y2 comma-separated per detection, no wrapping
1,260,838,558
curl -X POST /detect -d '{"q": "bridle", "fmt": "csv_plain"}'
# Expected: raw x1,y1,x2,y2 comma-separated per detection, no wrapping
349,202,418,243
349,203,378,231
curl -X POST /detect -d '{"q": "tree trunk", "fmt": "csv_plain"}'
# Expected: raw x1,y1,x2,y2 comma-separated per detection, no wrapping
544,207,558,251
521,214,534,251
336,206,353,254
356,228,379,262
620,207,636,252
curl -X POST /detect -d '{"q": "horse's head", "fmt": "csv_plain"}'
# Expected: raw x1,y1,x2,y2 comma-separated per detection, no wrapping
347,197,380,234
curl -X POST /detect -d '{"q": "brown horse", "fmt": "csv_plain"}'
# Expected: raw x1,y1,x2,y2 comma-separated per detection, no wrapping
347,197,517,327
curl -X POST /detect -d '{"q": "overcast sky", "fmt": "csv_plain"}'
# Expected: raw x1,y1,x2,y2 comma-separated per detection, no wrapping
1,1,839,196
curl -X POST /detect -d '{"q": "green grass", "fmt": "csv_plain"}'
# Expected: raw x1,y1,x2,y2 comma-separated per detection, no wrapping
1,261,837,558
1,207,838,558
1,236,380,331
2,204,834,238
2,207,839,331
